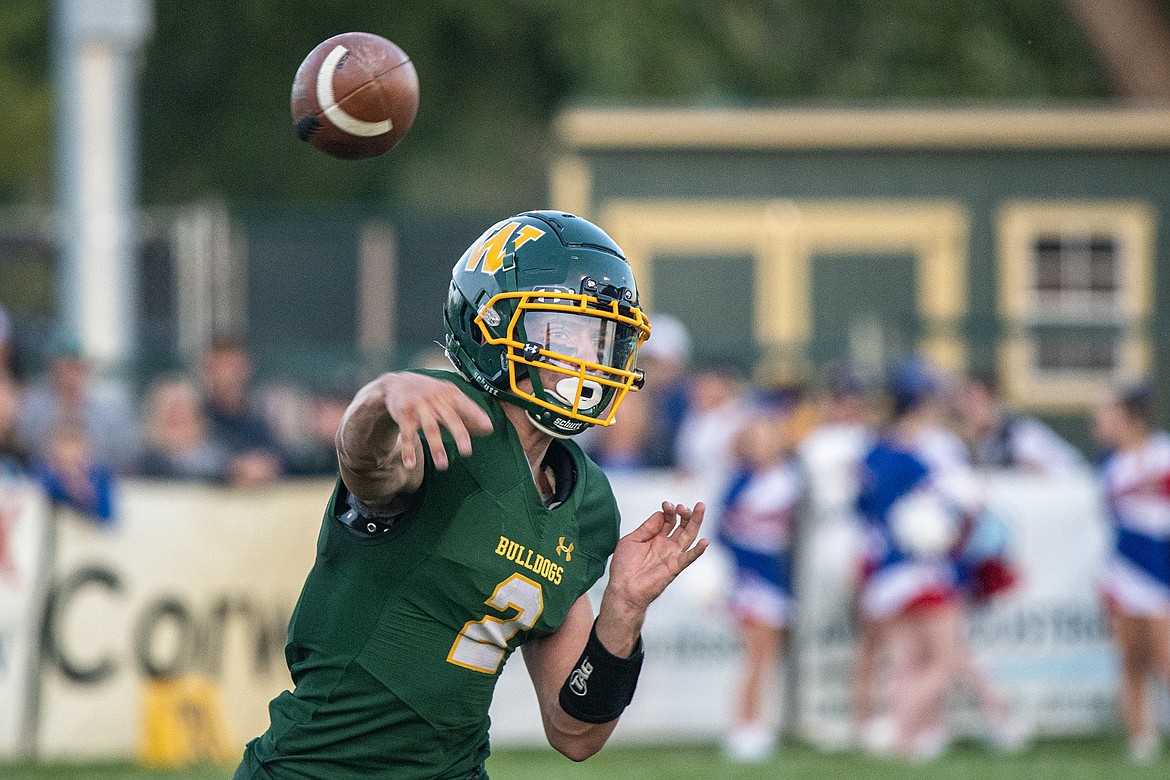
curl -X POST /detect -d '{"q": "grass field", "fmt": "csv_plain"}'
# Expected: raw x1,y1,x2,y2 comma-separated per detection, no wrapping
0,738,1167,779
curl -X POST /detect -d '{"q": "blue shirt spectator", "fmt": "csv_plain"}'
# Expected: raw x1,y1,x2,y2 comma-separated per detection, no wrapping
34,421,115,524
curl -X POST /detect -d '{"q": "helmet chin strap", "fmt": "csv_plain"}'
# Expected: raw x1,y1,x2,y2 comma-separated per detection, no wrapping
524,372,603,439
526,410,576,439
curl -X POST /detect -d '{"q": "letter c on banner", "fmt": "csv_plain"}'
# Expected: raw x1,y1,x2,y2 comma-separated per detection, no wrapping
45,565,124,685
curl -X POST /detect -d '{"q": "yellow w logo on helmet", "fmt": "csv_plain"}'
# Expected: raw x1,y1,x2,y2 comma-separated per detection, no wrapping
464,221,546,275
556,537,574,562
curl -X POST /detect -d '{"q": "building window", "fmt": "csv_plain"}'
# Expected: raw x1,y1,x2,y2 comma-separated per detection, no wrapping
998,202,1154,409
1033,235,1116,300
1032,326,1116,373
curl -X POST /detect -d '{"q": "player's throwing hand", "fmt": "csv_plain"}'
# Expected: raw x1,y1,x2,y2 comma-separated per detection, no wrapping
337,372,495,504
374,372,494,470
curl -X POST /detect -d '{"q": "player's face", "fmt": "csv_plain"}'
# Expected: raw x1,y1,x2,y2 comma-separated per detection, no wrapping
519,310,641,417
523,311,620,374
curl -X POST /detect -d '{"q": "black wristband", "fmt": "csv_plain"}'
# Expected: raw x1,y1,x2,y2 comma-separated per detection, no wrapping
557,619,645,724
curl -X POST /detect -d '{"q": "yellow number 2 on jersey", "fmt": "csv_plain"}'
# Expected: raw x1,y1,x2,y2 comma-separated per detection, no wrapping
447,573,545,674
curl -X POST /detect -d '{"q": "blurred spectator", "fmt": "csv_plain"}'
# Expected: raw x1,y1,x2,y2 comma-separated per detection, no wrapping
1093,382,1170,764
0,305,20,382
796,365,879,742
34,421,115,524
199,337,283,488
953,371,1084,474
586,389,652,473
0,376,28,476
718,392,803,762
138,377,231,482
800,363,875,523
674,361,750,481
260,383,316,462
637,313,693,468
19,333,139,474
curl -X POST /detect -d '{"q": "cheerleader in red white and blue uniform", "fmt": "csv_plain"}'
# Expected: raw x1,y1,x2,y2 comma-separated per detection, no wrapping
1093,384,1170,763
717,392,804,762
854,358,1000,759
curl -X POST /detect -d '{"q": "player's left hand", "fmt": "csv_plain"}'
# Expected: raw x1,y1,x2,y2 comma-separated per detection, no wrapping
605,501,709,614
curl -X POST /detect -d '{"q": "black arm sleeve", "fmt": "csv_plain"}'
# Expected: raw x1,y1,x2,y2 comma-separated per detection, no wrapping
557,620,645,724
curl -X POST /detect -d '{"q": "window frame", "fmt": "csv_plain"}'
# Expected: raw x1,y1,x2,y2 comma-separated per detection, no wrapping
997,201,1155,409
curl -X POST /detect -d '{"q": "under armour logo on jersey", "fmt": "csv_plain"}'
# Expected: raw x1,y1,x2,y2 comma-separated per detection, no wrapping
556,537,574,561
568,657,593,695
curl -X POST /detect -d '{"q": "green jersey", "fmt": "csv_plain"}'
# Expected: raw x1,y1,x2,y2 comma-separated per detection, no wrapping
237,370,620,779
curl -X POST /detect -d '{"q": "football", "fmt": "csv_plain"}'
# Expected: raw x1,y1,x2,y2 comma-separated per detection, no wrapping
291,32,419,160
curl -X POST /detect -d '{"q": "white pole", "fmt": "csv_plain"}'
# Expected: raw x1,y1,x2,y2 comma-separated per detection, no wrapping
53,0,153,370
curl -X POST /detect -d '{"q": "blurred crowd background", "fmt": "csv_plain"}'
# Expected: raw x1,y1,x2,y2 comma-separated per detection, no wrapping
0,303,1094,518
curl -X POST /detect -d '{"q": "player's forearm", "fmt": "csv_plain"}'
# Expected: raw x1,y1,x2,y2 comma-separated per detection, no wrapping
335,377,416,501
594,590,647,657
543,708,619,762
524,634,620,762
548,600,645,758
337,384,399,468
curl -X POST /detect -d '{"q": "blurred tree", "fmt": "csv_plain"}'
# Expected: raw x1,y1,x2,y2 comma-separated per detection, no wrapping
0,1,51,204
1063,0,1170,99
0,0,1114,213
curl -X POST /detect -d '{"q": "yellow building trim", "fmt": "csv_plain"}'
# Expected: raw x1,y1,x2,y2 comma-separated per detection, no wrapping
996,200,1156,410
549,155,593,218
599,199,969,374
556,107,1170,151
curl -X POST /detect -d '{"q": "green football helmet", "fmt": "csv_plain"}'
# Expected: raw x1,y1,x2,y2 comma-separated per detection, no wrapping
443,211,650,438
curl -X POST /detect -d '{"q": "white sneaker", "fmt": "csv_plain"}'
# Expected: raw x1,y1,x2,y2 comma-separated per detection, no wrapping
908,725,950,762
723,723,777,763
988,714,1032,754
859,717,897,756
1128,732,1160,764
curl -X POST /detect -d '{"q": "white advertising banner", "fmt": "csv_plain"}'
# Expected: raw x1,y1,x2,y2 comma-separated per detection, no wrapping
0,478,50,756
35,479,329,759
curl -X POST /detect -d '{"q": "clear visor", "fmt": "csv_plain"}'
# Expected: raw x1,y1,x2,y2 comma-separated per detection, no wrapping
521,310,636,373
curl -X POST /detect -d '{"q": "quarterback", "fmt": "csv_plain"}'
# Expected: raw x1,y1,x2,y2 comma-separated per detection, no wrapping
236,211,708,779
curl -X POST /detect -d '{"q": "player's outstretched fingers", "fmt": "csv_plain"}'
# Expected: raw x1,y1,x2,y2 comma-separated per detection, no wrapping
629,509,667,542
452,394,494,437
433,400,476,459
661,501,680,534
679,537,710,569
675,502,706,546
663,503,691,539
417,406,450,470
451,395,494,454
397,426,422,471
